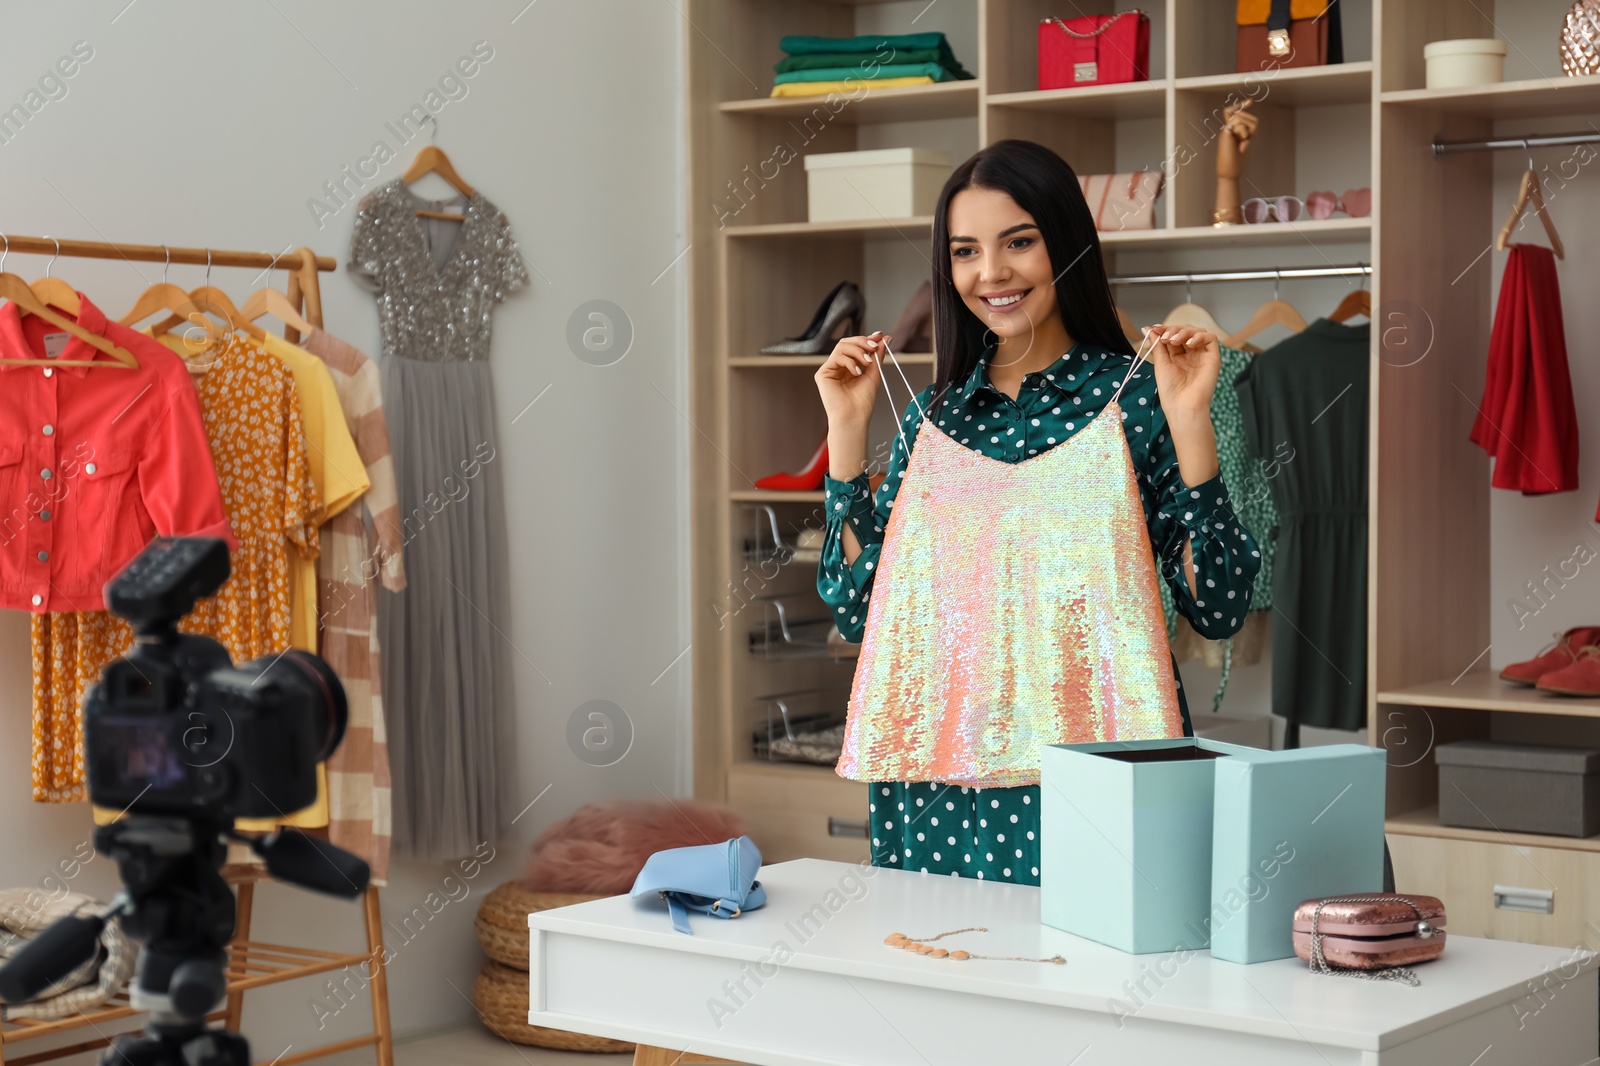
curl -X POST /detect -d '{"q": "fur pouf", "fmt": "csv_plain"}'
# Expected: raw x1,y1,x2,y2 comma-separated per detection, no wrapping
521,798,749,896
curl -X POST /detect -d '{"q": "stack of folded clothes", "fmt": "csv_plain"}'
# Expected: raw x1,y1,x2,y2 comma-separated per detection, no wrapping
770,31,974,98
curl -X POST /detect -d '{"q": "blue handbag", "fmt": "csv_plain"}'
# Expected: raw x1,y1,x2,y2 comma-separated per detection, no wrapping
629,835,767,934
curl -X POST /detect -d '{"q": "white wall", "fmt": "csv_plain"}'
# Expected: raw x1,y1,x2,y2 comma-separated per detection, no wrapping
0,0,687,1053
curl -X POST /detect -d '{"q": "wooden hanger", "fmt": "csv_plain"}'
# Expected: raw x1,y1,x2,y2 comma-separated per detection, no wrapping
0,236,138,368
1115,307,1143,344
239,252,316,337
403,114,472,221
1496,144,1564,258
1159,275,1230,337
1329,288,1370,323
148,250,266,345
1222,270,1307,349
30,237,80,315
119,245,221,346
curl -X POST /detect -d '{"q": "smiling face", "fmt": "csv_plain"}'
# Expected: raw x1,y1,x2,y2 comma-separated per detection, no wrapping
947,185,1062,352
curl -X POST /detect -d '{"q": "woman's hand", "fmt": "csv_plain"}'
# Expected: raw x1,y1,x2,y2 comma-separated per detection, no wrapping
1143,324,1220,425
1142,324,1220,489
815,330,890,430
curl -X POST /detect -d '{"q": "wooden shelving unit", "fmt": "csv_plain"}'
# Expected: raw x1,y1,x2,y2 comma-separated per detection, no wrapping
686,0,1384,869
690,1,1600,946
1365,0,1600,949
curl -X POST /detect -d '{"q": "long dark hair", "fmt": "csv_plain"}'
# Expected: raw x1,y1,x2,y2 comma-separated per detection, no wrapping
927,139,1131,418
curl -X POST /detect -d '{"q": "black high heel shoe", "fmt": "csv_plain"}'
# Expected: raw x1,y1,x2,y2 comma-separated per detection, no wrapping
760,280,865,354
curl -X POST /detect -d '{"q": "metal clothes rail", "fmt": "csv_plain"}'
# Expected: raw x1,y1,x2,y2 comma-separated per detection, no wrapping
1433,130,1600,156
1108,263,1371,285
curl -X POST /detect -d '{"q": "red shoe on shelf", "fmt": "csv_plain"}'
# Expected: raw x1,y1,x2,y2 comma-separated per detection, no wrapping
1536,646,1600,697
755,437,828,491
1499,626,1600,686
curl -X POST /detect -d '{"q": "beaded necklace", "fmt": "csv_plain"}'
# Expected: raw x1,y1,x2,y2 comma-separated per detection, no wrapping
883,926,1066,964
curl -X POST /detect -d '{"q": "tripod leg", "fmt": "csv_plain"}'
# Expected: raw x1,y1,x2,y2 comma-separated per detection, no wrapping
224,879,254,1031
362,887,393,1066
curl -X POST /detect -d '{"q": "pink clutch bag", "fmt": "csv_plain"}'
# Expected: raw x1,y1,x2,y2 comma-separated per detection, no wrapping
1292,894,1446,975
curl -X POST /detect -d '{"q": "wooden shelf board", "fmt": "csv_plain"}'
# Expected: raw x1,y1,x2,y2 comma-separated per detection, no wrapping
1176,62,1374,106
732,489,826,503
1378,670,1600,717
723,216,934,239
731,352,934,367
1381,73,1600,118
720,81,978,124
1387,804,1600,854
1101,217,1370,250
730,759,850,782
986,80,1167,119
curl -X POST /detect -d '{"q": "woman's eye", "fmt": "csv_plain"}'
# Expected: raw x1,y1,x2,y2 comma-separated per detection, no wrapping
1008,237,1034,250
951,247,975,258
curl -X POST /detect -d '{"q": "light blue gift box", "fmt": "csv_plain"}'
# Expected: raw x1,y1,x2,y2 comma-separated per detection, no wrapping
1040,737,1256,955
1206,743,1386,964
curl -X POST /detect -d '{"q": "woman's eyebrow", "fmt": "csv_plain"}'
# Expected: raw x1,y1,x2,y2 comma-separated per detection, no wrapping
948,223,1040,243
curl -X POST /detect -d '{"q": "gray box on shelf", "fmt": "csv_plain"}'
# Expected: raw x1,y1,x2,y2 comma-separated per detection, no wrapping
1436,740,1600,838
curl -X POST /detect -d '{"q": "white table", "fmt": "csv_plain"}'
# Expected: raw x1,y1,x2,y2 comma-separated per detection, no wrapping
528,858,1599,1066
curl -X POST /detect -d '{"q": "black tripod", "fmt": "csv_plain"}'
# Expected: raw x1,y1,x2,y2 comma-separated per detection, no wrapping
0,815,367,1065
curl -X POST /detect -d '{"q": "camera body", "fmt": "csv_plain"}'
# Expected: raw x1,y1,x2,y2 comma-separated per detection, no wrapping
82,536,345,821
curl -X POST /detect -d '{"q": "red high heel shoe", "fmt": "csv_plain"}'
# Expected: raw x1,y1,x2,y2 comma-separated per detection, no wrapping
755,436,828,491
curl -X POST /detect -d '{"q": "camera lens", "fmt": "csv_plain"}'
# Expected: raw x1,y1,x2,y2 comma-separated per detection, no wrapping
244,649,349,763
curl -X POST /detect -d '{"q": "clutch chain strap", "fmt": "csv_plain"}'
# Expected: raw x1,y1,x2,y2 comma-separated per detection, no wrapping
1309,895,1435,986
1047,11,1142,38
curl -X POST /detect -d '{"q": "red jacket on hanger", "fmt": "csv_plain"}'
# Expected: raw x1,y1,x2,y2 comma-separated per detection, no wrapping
1470,243,1579,495
0,294,233,612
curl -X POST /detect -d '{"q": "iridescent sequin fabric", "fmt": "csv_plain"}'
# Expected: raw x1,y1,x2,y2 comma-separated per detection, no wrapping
836,402,1185,788
347,178,530,363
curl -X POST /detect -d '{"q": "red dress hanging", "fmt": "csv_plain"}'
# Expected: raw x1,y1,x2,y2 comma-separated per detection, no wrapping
1470,242,1579,495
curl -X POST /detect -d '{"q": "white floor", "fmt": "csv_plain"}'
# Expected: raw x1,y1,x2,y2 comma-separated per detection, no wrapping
320,1024,634,1066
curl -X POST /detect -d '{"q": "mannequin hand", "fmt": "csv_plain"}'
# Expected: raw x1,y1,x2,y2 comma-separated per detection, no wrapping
1223,99,1257,150
816,331,889,430
1142,324,1220,424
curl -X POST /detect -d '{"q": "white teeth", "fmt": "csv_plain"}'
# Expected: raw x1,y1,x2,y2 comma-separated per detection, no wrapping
985,292,1024,306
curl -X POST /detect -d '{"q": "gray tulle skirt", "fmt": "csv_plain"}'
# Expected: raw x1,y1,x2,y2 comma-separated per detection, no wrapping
377,353,512,862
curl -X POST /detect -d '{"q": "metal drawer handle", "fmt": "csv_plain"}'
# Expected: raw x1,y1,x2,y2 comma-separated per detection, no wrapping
828,817,869,839
1494,884,1555,914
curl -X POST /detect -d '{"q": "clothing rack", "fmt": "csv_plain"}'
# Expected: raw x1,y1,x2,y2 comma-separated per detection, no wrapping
0,238,395,1066
1432,130,1600,156
1107,263,1370,285
0,234,335,272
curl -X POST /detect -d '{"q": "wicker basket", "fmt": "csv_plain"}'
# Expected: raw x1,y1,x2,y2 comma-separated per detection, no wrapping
472,961,634,1053
475,880,602,970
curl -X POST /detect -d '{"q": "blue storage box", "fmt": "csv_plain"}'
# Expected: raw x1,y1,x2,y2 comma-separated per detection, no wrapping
1207,743,1386,963
1040,737,1255,955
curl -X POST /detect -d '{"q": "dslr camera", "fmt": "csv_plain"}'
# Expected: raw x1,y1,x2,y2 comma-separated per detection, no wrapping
0,537,369,1066
85,535,344,819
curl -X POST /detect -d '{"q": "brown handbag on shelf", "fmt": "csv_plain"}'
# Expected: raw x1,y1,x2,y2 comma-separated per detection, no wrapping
1236,0,1343,73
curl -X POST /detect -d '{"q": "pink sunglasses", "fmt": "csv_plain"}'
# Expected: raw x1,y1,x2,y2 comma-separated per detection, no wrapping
1305,188,1372,220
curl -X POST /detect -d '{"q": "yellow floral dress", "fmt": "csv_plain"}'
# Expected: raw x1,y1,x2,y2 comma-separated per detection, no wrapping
33,334,319,811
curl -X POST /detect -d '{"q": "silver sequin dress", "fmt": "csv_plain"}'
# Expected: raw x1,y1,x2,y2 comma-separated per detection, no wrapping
349,178,529,861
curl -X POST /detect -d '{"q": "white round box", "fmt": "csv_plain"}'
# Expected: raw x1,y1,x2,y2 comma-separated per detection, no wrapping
1423,38,1507,89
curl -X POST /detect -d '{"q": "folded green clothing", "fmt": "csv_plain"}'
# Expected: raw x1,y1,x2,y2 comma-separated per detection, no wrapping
777,32,972,78
776,48,963,75
773,63,960,85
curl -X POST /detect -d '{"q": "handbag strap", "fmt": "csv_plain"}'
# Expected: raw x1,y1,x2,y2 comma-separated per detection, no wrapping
1307,895,1429,986
1048,11,1142,38
667,894,693,935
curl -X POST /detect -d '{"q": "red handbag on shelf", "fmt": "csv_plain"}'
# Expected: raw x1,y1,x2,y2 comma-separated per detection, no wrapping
1038,11,1151,90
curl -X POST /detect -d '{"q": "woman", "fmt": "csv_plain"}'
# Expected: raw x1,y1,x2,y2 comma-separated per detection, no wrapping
815,139,1262,886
